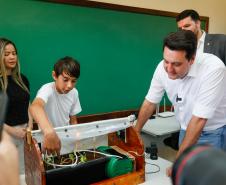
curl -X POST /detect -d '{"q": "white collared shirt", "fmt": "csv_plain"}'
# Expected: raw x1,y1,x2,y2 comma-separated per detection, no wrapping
197,31,206,54
145,53,226,131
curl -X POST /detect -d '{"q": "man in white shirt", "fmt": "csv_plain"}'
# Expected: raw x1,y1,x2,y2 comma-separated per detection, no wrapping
164,9,226,150
135,30,226,176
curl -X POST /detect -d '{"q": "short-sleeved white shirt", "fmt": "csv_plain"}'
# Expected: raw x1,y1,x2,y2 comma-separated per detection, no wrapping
36,82,82,127
146,53,226,131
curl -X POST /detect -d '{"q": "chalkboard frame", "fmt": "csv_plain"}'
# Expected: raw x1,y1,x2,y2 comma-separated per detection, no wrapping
42,0,209,32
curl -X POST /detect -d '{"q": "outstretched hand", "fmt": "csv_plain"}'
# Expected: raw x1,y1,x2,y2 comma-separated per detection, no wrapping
43,130,61,156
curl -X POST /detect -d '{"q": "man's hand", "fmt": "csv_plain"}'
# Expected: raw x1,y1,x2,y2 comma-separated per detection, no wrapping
176,116,207,158
135,100,156,134
166,166,172,177
43,129,61,155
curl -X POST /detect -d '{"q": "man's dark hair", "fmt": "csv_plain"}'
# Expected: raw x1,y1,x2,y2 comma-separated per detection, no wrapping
163,30,197,60
54,56,80,79
172,145,226,185
176,9,200,22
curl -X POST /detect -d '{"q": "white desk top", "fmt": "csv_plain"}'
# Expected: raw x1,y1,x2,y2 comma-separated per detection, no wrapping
142,116,180,137
20,174,26,185
140,157,173,185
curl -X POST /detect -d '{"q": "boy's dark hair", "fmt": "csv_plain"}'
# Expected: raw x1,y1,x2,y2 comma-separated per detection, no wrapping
163,30,197,60
54,56,80,79
176,9,200,22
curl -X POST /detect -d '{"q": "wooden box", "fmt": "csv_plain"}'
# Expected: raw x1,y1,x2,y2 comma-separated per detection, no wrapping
24,116,145,185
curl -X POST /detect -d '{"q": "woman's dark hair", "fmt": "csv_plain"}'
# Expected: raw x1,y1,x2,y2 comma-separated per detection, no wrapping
163,30,197,60
54,56,80,79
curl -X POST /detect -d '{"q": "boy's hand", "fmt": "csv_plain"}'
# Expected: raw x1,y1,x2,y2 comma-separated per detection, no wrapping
43,129,61,155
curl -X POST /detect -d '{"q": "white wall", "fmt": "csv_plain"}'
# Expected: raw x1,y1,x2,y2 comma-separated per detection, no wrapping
90,0,226,34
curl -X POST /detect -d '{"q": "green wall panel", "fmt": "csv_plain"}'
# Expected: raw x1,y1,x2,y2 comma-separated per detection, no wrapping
0,1,207,115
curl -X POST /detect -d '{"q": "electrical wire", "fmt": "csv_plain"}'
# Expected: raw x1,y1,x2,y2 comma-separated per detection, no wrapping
44,149,123,168
145,152,161,174
74,149,123,159
127,151,160,174
145,161,160,174
44,152,78,168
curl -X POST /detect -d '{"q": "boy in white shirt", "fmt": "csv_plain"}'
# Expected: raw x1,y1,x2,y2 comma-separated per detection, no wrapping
30,56,81,155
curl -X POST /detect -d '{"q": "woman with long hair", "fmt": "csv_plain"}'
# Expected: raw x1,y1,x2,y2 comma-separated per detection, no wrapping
0,37,32,174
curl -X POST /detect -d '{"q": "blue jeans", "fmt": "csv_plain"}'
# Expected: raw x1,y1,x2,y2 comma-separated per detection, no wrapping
179,125,226,151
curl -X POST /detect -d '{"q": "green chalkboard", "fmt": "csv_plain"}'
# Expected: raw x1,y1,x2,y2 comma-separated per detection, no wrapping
0,1,208,115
